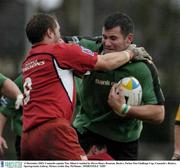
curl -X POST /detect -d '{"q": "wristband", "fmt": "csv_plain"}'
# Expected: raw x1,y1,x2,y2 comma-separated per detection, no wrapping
116,103,131,117
121,103,131,114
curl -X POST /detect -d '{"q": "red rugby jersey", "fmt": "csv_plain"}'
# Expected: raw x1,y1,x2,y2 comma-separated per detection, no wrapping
22,43,97,132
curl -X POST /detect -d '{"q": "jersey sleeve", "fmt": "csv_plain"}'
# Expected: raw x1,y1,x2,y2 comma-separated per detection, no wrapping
55,43,98,74
0,73,7,88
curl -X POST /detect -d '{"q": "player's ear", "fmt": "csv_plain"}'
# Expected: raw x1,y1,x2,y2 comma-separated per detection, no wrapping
46,28,54,39
126,33,134,45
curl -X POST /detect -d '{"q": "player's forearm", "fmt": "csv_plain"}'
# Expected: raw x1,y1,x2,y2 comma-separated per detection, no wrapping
1,78,22,100
94,50,133,71
127,105,165,124
0,113,7,136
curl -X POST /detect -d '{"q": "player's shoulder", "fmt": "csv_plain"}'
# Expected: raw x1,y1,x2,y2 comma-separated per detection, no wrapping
45,43,79,56
53,42,79,50
132,61,157,74
125,61,150,72
120,62,153,81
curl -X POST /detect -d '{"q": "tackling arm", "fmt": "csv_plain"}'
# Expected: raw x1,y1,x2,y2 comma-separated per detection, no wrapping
93,44,150,71
94,50,133,71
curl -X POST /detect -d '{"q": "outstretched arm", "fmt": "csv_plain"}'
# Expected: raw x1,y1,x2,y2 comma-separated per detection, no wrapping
94,44,150,71
95,50,134,71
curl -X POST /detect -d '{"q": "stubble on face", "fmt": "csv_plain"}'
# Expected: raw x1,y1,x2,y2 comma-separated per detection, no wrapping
102,27,130,54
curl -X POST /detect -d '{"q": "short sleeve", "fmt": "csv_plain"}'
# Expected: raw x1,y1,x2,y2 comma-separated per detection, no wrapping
54,43,98,74
0,73,7,88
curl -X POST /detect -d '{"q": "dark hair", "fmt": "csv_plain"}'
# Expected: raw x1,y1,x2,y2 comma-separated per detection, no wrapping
104,12,134,37
26,13,57,44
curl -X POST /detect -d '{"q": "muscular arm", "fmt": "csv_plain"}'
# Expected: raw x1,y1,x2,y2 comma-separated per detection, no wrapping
94,50,133,71
127,105,164,124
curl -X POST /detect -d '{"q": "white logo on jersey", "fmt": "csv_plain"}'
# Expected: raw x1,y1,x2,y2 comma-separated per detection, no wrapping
80,46,94,56
23,60,45,72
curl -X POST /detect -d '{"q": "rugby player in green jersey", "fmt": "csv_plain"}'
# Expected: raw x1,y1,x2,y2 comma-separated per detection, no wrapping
73,12,165,160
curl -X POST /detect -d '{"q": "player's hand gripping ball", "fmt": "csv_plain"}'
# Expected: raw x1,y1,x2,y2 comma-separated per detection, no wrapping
117,77,142,106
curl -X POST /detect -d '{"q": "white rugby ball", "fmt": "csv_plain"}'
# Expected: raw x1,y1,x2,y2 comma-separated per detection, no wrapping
118,77,142,106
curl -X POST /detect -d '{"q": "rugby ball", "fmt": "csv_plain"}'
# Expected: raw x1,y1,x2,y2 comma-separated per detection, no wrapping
117,77,142,106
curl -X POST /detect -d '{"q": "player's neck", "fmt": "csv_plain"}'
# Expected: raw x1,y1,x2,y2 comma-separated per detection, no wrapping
33,38,54,46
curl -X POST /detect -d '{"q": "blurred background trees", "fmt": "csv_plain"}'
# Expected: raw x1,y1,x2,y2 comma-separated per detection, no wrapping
0,0,179,160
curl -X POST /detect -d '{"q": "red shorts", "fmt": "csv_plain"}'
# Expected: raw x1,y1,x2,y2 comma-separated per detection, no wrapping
21,118,87,160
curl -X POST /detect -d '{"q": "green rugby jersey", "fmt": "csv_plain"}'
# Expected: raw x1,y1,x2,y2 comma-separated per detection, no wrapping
0,73,7,88
0,75,23,136
73,38,165,142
